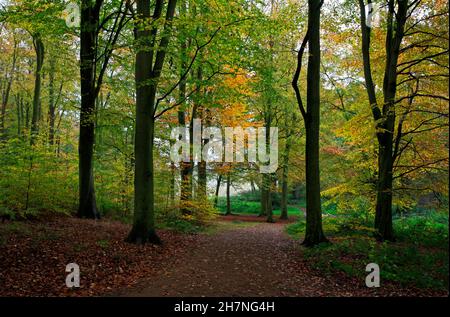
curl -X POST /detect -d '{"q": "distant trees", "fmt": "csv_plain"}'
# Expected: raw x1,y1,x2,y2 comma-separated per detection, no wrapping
0,0,447,247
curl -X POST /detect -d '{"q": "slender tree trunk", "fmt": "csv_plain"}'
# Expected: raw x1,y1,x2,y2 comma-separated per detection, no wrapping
264,124,274,223
226,172,231,215
197,68,207,201
178,109,192,213
260,123,272,218
48,56,56,145
31,34,44,145
25,102,30,130
302,0,327,246
250,179,256,194
265,174,274,222
16,94,21,136
178,0,192,214
214,174,221,207
1,38,17,139
198,159,207,199
170,161,176,202
280,138,291,220
259,176,268,217
78,1,100,219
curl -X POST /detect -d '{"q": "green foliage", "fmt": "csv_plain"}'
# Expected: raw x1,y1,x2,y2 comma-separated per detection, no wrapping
286,212,449,290
216,197,260,214
215,193,303,216
177,198,219,225
157,217,203,234
156,197,219,233
0,137,78,218
285,220,305,236
394,211,449,248
96,239,110,249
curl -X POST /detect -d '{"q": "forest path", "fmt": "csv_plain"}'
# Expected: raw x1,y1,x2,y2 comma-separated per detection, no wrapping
111,217,374,297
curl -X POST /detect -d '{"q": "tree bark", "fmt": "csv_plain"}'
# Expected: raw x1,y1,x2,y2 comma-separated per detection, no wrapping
214,174,222,207
30,34,44,145
280,138,291,220
1,37,17,139
265,174,274,223
197,68,207,201
358,0,408,241
78,0,101,219
178,0,192,214
16,94,21,136
78,0,127,219
48,56,56,146
127,0,158,244
127,0,177,244
259,175,268,217
226,172,231,215
300,0,327,246
170,161,176,202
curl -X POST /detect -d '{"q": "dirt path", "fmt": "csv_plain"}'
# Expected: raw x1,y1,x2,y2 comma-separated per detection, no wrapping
110,217,429,297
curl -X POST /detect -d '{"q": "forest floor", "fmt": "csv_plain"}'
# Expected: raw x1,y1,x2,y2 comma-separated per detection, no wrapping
111,215,446,297
0,214,447,297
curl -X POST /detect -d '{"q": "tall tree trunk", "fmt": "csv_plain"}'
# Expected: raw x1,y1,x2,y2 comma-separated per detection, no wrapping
1,37,17,139
259,176,268,217
78,0,101,219
214,174,222,207
260,116,272,218
265,174,274,222
358,0,408,241
374,0,407,241
226,172,231,215
48,56,56,145
250,179,256,194
196,68,207,200
280,138,291,220
264,120,274,223
127,0,177,244
16,95,20,136
198,157,207,199
375,141,394,240
170,161,176,202
25,102,30,130
78,0,125,219
30,34,44,145
178,0,192,214
127,0,158,244
292,0,327,246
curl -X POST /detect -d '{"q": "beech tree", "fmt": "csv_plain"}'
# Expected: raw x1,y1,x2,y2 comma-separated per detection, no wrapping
292,0,327,246
127,0,177,244
357,0,448,240
78,0,128,218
